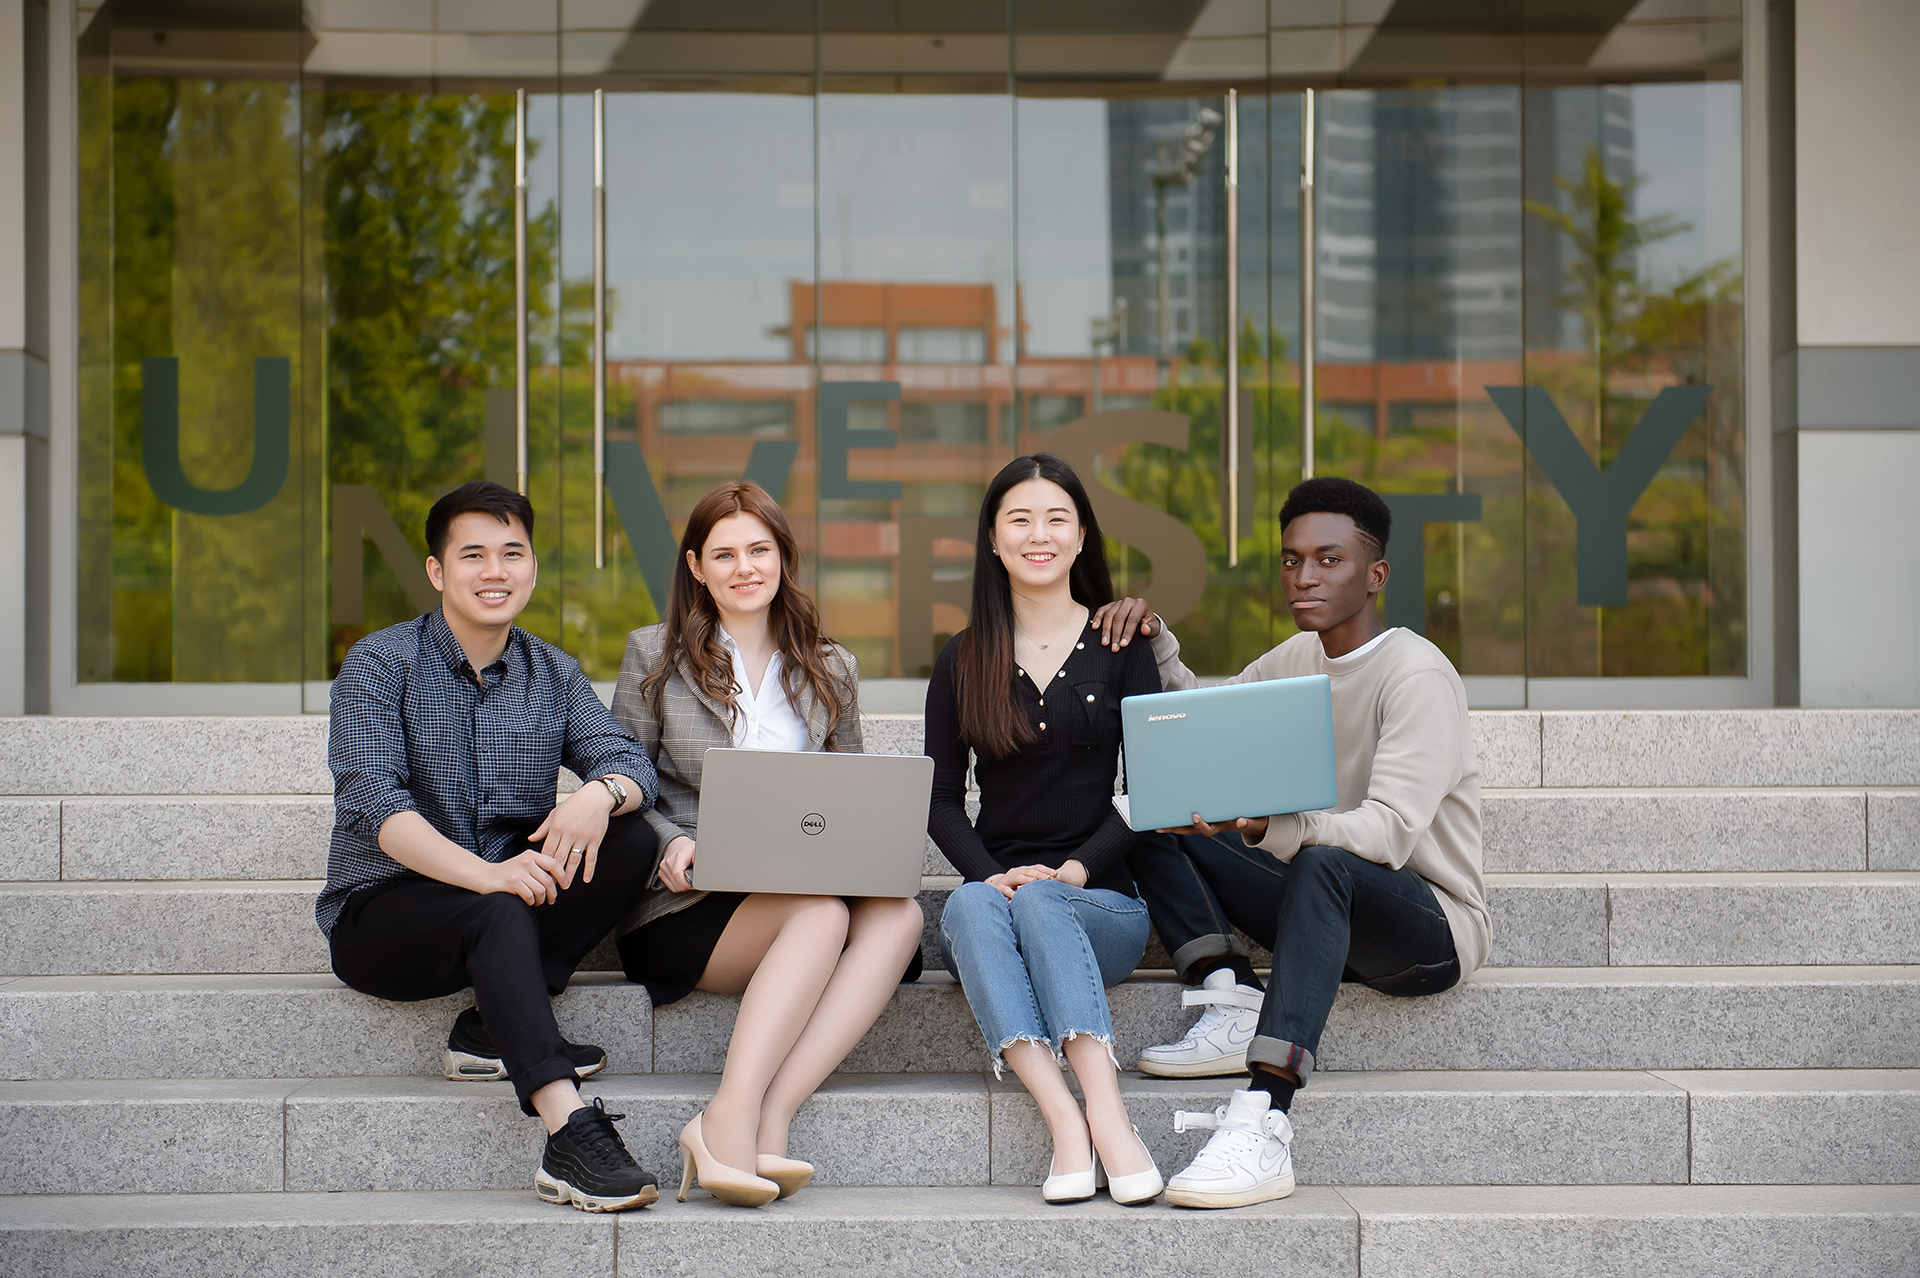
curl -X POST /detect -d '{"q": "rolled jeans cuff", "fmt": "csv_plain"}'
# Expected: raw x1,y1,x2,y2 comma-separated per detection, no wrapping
1247,1035,1316,1085
1170,933,1249,984
514,1054,581,1118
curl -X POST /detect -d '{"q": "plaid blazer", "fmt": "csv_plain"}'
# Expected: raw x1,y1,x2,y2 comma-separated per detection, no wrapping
611,622,863,930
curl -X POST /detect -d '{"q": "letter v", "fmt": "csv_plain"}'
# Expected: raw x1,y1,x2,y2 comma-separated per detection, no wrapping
604,439,800,617
1488,385,1712,608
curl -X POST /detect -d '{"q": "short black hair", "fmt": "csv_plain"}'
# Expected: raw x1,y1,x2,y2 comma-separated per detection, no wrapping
426,481,535,561
1279,477,1392,559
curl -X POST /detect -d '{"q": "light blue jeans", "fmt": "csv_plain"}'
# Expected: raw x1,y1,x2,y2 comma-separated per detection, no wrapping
938,878,1151,1077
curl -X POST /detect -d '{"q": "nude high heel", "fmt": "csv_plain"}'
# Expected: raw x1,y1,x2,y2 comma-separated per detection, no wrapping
754,1154,815,1199
677,1113,780,1207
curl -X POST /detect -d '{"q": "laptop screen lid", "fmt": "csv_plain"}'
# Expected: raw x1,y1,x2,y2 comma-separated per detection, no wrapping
1118,676,1337,833
688,749,932,898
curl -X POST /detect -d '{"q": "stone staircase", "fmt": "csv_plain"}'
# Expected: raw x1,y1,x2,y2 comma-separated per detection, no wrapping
2,711,1917,1276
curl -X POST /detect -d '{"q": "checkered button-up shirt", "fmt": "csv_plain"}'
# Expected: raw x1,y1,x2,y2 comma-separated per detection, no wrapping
316,608,658,936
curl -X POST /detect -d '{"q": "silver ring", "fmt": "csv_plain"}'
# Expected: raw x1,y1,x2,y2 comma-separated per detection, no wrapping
571,846,584,856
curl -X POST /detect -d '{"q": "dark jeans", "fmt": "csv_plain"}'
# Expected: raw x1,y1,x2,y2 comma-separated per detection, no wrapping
1126,831,1459,1084
329,811,658,1115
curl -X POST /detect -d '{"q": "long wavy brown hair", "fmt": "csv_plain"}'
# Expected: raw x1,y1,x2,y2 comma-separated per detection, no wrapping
639,481,855,748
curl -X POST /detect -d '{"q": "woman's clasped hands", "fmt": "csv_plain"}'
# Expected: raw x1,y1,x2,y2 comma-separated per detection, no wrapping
983,858,1089,900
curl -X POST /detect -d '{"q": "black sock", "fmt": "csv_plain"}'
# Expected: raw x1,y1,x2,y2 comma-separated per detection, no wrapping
1191,953,1264,992
1245,1066,1298,1114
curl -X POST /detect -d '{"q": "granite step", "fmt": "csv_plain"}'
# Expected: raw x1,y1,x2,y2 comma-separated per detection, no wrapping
5,1069,1917,1197
7,785,1918,885
7,871,1920,977
3,968,1917,1083
12,709,1920,794
2,1184,1916,1278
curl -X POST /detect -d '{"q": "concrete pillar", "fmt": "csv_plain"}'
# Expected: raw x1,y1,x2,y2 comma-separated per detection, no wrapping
1776,0,1920,706
0,0,51,715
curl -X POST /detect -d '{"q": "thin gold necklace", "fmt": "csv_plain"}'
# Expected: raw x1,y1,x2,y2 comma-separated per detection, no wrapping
1014,602,1081,651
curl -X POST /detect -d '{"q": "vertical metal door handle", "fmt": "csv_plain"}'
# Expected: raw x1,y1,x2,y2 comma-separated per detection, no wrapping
1300,88,1316,482
1224,90,1240,567
593,89,607,568
515,89,529,496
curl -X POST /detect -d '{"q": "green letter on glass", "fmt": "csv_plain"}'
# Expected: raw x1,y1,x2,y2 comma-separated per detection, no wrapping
1378,493,1483,635
1489,384,1711,608
818,381,902,500
141,357,291,516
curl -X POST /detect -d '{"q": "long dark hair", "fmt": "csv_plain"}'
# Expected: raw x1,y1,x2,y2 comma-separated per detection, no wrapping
953,453,1115,760
640,481,856,748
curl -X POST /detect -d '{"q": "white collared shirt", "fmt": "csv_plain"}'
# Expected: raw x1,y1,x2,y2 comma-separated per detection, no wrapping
718,625,811,752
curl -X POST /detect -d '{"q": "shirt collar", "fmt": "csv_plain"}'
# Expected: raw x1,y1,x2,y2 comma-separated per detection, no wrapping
1322,626,1398,669
425,607,517,680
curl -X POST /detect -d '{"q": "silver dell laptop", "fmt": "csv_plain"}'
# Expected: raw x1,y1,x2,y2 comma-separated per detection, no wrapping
1116,675,1338,832
687,749,933,898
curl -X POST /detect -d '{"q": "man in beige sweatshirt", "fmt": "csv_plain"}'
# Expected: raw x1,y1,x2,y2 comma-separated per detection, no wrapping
1090,477,1489,1209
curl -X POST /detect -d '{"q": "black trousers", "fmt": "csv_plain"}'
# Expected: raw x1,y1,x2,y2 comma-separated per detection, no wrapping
1126,831,1459,1084
329,811,658,1115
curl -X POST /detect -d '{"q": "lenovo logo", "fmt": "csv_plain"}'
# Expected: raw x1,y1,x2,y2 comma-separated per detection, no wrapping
1147,712,1187,722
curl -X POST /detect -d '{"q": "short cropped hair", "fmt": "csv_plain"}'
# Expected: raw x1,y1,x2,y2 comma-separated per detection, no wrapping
426,481,535,561
1278,477,1392,560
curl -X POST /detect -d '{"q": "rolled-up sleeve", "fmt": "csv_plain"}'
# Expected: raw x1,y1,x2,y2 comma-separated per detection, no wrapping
561,669,659,807
329,648,419,838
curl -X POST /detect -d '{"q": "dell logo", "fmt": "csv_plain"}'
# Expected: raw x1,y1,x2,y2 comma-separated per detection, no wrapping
1147,712,1187,722
800,812,827,836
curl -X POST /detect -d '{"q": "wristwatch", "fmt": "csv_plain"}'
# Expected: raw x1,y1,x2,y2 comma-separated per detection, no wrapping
596,774,627,809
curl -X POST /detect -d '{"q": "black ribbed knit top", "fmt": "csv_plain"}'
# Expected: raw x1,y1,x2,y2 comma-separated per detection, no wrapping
924,622,1161,896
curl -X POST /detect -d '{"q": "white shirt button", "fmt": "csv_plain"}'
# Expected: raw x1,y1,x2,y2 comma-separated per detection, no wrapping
1086,694,1095,702
1076,642,1084,649
1038,698,1044,706
1039,722,1047,730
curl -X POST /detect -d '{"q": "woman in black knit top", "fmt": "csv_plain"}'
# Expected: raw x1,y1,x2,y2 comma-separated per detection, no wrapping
928,454,1165,1206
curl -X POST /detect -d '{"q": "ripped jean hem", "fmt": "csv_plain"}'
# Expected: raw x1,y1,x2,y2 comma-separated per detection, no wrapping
989,1033,1057,1081
988,1030,1120,1080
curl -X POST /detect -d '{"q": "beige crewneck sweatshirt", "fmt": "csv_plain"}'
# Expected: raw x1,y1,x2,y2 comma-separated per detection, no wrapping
1147,625,1491,977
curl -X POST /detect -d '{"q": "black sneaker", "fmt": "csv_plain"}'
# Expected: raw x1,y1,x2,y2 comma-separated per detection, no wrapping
443,1006,609,1082
535,1097,659,1212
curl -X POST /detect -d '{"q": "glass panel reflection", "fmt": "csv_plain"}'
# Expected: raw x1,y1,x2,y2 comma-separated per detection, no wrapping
69,0,1751,694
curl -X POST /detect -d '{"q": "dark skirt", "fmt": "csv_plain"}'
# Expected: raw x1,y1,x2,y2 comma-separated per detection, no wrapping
616,891,929,1007
615,891,747,1007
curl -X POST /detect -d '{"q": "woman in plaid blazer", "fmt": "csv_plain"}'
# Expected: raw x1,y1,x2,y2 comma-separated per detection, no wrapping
611,481,924,1208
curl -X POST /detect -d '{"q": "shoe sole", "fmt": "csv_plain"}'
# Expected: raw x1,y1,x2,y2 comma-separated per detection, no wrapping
1134,1049,1250,1079
535,1167,659,1213
444,1049,608,1082
1164,1172,1295,1210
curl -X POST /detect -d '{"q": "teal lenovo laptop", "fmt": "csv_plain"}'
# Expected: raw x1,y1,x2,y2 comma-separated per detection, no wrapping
1116,676,1338,832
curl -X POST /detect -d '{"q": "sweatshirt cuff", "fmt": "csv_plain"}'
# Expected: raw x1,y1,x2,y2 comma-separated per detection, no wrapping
1252,811,1307,860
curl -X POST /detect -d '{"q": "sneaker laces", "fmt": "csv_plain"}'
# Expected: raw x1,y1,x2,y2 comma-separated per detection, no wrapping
570,1097,636,1171
1172,987,1263,1044
1171,1105,1291,1171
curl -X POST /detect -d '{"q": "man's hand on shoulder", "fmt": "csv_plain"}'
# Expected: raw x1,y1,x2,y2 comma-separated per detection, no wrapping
1088,597,1160,650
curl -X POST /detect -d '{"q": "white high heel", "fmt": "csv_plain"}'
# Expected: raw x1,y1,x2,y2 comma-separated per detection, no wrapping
1041,1151,1098,1204
1101,1126,1164,1206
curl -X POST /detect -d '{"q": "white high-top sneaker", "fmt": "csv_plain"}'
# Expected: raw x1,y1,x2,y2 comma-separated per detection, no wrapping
1136,968,1264,1078
1164,1088,1295,1209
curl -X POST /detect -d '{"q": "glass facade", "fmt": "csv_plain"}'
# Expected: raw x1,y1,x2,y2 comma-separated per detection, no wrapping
73,1,1745,692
